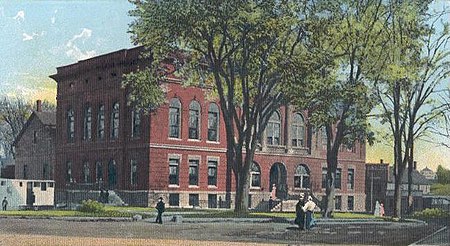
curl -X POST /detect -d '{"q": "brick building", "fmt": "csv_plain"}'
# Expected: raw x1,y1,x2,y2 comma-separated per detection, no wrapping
50,47,366,211
14,100,56,180
365,161,389,213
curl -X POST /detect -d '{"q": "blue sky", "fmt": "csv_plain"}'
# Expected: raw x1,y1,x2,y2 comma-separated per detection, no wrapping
0,0,135,99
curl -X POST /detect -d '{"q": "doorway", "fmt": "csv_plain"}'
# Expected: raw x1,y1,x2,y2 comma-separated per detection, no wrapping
269,162,288,199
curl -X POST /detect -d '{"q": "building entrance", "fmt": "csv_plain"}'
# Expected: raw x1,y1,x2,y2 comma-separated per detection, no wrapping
269,163,287,199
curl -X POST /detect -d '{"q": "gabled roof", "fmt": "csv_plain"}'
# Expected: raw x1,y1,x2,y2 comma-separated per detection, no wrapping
421,166,433,172
13,111,56,146
388,168,432,185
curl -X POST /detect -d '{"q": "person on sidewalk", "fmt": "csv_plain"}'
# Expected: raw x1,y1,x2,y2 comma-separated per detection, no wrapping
2,197,8,211
295,193,305,230
155,197,165,224
302,196,316,230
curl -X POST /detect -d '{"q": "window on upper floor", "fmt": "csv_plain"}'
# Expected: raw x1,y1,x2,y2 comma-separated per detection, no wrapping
33,131,38,144
67,108,75,142
97,105,105,139
189,100,201,139
83,106,92,140
23,164,28,179
267,111,281,146
111,102,120,139
291,113,305,147
168,98,181,138
322,167,342,189
131,108,141,138
208,103,219,142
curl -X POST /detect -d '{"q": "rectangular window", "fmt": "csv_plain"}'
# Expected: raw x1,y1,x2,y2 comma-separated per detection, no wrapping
23,164,28,179
169,193,179,206
97,105,105,139
207,160,218,186
169,158,179,185
189,159,199,186
131,159,138,186
207,111,218,141
169,107,180,138
41,182,47,191
131,109,141,138
66,161,73,183
335,168,342,189
189,194,199,207
33,131,38,144
49,182,54,188
347,196,354,211
34,182,40,187
322,168,327,188
347,169,354,190
335,195,342,210
208,194,217,208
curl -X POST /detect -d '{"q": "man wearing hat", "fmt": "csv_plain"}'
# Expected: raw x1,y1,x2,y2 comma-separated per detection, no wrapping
155,197,165,224
294,193,305,230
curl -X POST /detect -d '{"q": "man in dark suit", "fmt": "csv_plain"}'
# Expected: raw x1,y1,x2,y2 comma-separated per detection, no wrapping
155,197,165,224
295,193,305,230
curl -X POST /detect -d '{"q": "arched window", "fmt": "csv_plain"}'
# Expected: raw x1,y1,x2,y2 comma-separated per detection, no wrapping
250,162,261,188
97,105,105,139
96,161,103,183
294,165,310,189
131,108,141,138
108,160,117,189
291,113,305,147
208,103,219,141
267,111,281,145
67,108,75,142
82,162,90,183
168,98,181,138
189,100,201,139
111,102,120,139
83,106,92,140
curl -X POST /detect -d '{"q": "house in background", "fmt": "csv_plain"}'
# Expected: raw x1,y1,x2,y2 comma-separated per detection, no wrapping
384,162,432,215
420,167,437,181
365,160,389,213
0,157,15,179
13,100,56,180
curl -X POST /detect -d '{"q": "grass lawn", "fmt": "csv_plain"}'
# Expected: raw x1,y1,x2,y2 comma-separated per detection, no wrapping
0,207,376,219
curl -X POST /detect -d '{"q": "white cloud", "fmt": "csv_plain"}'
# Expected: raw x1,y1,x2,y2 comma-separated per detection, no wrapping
13,10,24,22
22,32,38,41
65,28,96,61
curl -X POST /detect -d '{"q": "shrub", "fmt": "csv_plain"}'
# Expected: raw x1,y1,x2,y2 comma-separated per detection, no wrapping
412,208,450,219
78,199,105,213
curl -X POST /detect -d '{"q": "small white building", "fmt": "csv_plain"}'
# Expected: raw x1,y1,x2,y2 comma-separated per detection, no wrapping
420,167,437,180
0,178,55,210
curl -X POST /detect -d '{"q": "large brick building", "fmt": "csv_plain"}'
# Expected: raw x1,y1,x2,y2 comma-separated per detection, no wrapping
50,47,366,211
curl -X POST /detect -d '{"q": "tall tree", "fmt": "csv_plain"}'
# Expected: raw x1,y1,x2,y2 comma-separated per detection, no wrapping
126,0,313,213
286,0,387,217
0,98,55,158
373,1,449,217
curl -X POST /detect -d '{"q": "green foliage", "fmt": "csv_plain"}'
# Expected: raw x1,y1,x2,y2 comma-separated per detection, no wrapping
78,199,105,213
431,183,450,196
436,165,450,184
412,208,450,219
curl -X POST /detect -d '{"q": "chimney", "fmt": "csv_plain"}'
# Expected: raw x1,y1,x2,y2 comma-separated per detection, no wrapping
36,100,42,112
380,159,383,164
413,161,417,170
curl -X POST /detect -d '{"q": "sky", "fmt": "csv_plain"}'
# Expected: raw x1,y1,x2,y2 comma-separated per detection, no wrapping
0,1,449,171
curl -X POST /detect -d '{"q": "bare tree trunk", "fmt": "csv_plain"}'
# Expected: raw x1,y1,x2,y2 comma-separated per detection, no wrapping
234,169,250,214
407,140,414,214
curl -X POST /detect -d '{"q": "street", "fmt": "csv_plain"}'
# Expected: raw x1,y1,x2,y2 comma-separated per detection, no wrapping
0,217,444,245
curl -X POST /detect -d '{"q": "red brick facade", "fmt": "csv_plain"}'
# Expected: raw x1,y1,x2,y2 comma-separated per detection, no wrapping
51,47,366,211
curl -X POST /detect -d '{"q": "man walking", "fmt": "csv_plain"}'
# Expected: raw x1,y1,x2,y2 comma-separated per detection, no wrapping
2,197,8,211
295,193,305,230
155,197,165,224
